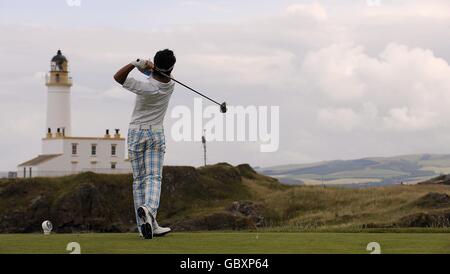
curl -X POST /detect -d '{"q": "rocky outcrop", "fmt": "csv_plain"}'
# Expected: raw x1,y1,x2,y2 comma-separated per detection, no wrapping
396,211,450,228
0,164,262,233
52,183,127,233
413,193,450,209
171,201,266,231
0,172,136,233
227,201,265,227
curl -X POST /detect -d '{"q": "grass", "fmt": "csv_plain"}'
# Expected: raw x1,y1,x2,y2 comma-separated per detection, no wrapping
260,184,450,229
0,232,449,254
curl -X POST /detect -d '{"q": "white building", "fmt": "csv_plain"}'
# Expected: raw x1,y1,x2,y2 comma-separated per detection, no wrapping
18,50,132,178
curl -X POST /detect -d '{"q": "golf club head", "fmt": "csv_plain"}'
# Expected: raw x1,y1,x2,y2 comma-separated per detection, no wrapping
220,102,228,113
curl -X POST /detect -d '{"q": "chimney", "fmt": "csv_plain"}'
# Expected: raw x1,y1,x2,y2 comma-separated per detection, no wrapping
47,128,52,138
105,129,111,138
114,129,121,139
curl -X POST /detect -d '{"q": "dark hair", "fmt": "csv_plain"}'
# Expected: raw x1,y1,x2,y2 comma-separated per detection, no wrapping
154,49,176,76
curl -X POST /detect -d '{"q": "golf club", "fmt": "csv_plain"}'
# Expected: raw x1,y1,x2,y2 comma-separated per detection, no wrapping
136,59,228,113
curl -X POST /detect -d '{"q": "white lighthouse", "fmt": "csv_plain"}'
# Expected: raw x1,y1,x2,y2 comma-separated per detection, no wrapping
46,50,72,136
17,50,132,178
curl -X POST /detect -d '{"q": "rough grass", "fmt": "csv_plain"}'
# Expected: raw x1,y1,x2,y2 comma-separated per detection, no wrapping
243,178,450,230
0,232,449,254
2,165,450,232
146,167,450,231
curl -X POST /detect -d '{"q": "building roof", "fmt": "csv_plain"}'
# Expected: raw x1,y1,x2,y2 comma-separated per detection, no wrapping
18,154,62,167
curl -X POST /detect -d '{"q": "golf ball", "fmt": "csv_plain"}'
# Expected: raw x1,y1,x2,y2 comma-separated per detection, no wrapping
42,220,53,235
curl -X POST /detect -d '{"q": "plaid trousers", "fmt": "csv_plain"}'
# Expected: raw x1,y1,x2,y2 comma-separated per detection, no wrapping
128,127,166,229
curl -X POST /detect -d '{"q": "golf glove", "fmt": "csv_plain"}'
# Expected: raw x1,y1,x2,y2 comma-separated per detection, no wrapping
132,58,150,70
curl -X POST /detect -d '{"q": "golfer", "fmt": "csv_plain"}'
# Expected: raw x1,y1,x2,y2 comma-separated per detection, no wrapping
114,49,176,239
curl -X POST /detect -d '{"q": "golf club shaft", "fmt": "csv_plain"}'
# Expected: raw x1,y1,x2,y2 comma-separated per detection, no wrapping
155,68,222,106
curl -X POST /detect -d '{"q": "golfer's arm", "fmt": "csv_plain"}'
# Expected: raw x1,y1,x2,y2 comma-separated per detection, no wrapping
114,64,135,85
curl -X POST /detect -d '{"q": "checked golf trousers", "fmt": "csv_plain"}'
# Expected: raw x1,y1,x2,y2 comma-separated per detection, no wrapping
128,127,166,230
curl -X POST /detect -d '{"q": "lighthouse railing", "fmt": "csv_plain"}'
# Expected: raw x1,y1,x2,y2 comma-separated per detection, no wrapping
45,74,73,86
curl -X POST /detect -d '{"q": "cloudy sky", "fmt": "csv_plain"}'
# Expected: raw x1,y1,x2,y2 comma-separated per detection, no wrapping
2,0,450,171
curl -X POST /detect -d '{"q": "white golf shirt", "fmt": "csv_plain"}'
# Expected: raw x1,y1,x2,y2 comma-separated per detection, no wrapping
123,76,175,126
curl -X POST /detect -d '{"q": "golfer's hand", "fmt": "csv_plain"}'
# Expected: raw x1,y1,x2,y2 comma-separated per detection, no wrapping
131,58,154,71
145,61,155,71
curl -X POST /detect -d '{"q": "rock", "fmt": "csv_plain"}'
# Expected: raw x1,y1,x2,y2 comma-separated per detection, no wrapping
169,201,264,232
0,193,53,233
30,195,44,207
29,195,52,229
396,212,450,228
228,201,265,227
52,183,125,232
162,166,200,194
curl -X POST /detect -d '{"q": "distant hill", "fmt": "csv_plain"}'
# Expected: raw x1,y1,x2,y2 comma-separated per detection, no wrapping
1,164,450,232
257,154,450,187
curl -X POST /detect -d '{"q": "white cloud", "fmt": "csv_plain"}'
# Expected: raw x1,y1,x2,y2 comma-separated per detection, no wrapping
298,42,450,132
364,0,450,19
383,107,439,131
318,108,361,131
286,3,327,21
301,43,368,102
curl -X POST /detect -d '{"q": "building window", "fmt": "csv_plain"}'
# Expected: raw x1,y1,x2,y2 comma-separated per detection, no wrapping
111,163,117,170
111,144,117,156
72,144,78,155
91,144,97,156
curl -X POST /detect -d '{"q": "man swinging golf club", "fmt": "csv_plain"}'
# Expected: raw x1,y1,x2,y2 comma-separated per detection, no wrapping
114,49,176,239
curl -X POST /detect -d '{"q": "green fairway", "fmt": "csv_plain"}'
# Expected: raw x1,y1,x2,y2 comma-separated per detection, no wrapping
0,232,449,254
